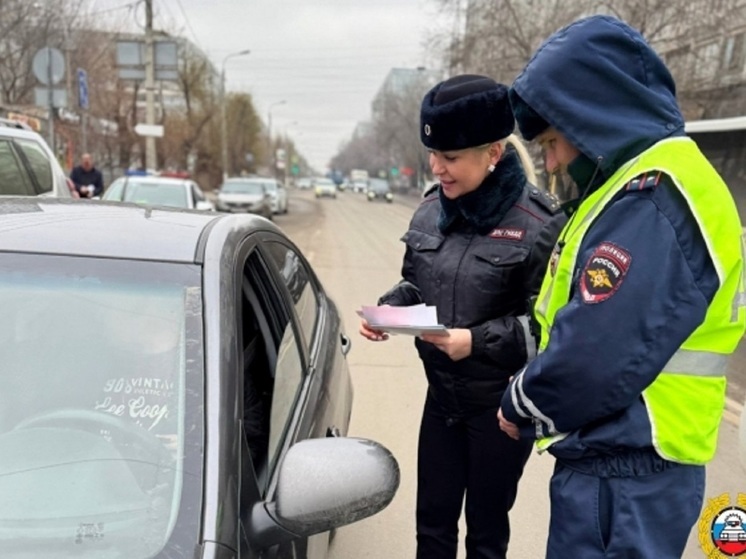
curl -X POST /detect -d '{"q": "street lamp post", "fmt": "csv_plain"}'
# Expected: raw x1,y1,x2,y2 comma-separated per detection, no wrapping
267,100,286,175
221,49,250,180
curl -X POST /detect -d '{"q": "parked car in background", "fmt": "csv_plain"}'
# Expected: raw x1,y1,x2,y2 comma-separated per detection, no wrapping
102,175,215,211
314,177,337,199
296,177,312,190
367,178,393,203
0,197,400,559
262,177,289,214
216,177,273,219
0,119,72,198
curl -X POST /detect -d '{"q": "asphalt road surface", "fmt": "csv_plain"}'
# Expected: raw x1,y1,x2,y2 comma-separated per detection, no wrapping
270,187,746,559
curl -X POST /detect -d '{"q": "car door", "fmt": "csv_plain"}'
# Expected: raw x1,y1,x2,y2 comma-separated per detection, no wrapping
234,235,327,559
257,233,353,559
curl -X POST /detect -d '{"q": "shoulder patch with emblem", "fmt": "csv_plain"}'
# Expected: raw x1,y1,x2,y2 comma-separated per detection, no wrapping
580,242,631,304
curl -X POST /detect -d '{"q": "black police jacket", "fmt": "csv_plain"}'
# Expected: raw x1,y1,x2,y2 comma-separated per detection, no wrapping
380,155,566,420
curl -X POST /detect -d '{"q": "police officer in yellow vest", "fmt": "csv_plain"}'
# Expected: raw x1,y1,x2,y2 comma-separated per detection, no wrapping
498,15,746,559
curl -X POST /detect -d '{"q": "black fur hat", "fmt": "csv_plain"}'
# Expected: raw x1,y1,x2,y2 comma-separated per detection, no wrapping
420,74,514,151
508,88,550,141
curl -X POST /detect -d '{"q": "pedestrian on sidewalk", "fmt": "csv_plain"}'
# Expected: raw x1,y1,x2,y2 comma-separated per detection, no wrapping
361,74,565,559
70,153,104,198
498,15,746,559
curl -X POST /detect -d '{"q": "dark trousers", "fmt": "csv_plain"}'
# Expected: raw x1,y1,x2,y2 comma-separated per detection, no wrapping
416,393,532,559
546,458,705,559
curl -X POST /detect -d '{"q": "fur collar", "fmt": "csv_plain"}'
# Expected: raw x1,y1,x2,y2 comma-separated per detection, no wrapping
437,150,526,234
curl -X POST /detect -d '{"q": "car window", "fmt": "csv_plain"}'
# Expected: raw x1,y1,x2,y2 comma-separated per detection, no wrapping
0,253,204,558
122,181,189,208
103,177,126,199
263,181,277,193
242,251,307,493
15,138,53,193
0,140,35,195
262,240,319,345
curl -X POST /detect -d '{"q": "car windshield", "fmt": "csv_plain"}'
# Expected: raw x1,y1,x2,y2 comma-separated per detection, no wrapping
113,180,189,208
263,181,277,193
316,179,334,187
221,181,264,194
0,253,204,558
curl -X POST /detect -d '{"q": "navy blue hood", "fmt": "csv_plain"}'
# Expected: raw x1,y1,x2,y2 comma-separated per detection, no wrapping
511,15,684,177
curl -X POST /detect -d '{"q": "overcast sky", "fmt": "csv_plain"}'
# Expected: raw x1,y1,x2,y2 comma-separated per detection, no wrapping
93,0,448,171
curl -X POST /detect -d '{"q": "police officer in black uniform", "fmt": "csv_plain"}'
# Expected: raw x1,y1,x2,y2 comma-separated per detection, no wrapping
360,75,566,559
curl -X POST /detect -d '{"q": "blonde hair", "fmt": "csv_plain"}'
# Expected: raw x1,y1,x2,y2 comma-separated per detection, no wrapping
478,135,537,185
503,134,537,185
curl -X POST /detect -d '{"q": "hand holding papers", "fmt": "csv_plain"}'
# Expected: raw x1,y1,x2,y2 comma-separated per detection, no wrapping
357,304,449,337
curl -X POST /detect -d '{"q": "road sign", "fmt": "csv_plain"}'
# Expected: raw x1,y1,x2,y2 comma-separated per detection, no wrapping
32,48,65,85
134,123,164,138
77,68,89,110
116,40,180,82
34,87,67,108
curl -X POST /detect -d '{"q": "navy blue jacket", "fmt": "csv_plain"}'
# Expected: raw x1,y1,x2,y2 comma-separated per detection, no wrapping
500,16,719,462
70,165,104,197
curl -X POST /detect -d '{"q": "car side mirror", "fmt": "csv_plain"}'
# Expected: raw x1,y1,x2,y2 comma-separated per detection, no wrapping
196,201,214,211
247,437,399,549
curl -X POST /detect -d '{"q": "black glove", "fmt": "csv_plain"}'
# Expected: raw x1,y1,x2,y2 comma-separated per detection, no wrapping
377,281,422,307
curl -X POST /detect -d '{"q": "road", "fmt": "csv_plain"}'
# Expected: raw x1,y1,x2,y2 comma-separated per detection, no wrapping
270,187,746,559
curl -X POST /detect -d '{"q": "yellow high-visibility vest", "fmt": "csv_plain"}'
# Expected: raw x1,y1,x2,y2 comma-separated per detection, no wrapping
534,137,746,464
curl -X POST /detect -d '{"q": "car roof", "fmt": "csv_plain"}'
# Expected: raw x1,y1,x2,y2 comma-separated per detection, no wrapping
0,197,222,263
116,176,191,187
224,177,273,183
0,124,50,141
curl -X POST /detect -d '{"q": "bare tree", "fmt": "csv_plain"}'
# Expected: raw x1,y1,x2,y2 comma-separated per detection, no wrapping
430,0,744,89
0,0,87,106
431,0,591,83
223,92,264,178
159,52,218,172
331,128,388,178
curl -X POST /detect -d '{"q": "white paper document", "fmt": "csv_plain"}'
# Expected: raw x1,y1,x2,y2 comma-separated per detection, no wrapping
357,304,449,337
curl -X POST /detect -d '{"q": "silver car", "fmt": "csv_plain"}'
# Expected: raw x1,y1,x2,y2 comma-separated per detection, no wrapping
0,197,399,559
216,177,273,219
